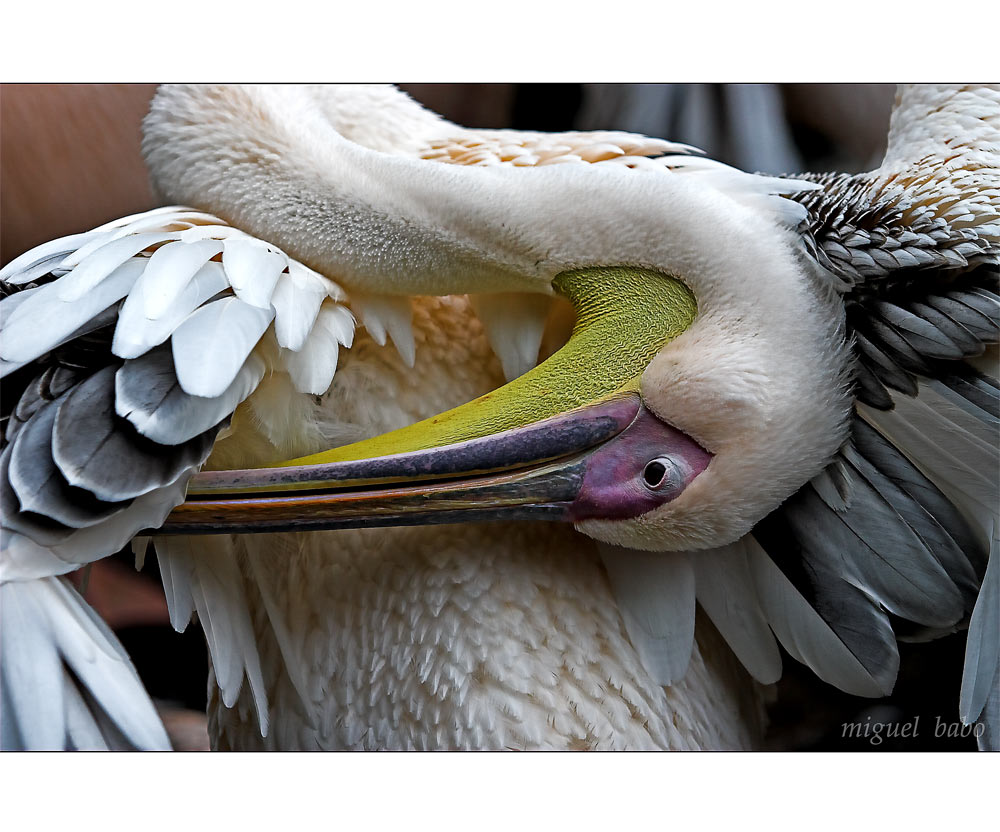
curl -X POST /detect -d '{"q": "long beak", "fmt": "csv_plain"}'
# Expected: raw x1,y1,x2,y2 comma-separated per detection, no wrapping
160,268,709,535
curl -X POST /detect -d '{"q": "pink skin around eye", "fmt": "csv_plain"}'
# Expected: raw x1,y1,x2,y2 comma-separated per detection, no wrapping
568,404,712,522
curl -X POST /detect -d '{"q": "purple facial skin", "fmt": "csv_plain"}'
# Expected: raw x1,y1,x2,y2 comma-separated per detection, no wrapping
569,405,712,522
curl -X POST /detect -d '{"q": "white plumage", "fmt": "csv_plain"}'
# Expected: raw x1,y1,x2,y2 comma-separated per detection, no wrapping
0,83,996,751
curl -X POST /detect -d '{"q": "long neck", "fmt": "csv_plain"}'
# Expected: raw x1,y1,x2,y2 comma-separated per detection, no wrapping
140,84,791,302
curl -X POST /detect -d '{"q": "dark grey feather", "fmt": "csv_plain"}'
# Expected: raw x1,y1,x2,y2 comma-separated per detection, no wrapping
852,417,987,582
0,443,79,546
856,312,935,377
927,293,999,342
848,420,982,605
909,301,986,357
40,365,86,401
7,395,131,530
852,359,895,410
50,365,219,503
810,454,853,512
933,370,1000,425
754,510,900,696
12,373,49,426
944,290,1000,340
7,365,86,444
873,300,966,360
853,330,918,396
803,472,962,628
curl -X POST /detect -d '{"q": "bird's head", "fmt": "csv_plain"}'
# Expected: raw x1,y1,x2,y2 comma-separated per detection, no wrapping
152,84,854,552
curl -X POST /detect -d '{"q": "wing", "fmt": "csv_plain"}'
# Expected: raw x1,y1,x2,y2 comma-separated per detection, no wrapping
0,208,356,748
751,84,999,745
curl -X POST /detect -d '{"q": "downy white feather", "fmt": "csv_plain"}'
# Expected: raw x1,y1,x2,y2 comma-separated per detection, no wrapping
269,262,338,352
102,209,224,239
129,238,225,320
113,260,231,359
55,232,181,301
242,534,317,724
470,292,551,381
155,537,197,632
0,231,103,285
89,204,211,232
350,291,416,368
155,535,270,735
283,303,356,395
222,238,286,309
132,536,150,571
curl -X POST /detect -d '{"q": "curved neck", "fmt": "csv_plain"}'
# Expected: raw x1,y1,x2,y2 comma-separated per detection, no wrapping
140,84,764,300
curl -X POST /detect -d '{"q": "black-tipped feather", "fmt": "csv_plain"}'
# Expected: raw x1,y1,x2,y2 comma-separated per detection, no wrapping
0,444,78,547
857,312,936,376
115,345,264,446
853,330,918,396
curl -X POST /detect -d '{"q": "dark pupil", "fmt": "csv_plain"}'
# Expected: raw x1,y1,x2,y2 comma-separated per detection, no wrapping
643,460,667,487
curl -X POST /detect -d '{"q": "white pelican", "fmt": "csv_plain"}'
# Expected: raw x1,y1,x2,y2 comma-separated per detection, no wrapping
0,84,996,751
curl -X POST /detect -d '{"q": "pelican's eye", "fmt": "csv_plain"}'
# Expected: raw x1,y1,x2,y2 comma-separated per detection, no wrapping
568,405,713,522
642,457,683,491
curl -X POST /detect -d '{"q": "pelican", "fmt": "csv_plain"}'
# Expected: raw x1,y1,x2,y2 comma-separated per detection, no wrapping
0,84,996,751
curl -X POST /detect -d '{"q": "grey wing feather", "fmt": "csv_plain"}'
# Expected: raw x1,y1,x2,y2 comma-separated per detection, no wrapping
691,540,783,684
116,345,266,446
931,371,999,422
8,394,132,528
960,528,999,748
753,486,901,696
50,365,221,503
760,87,998,713
747,537,895,698
851,417,984,595
932,290,999,342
